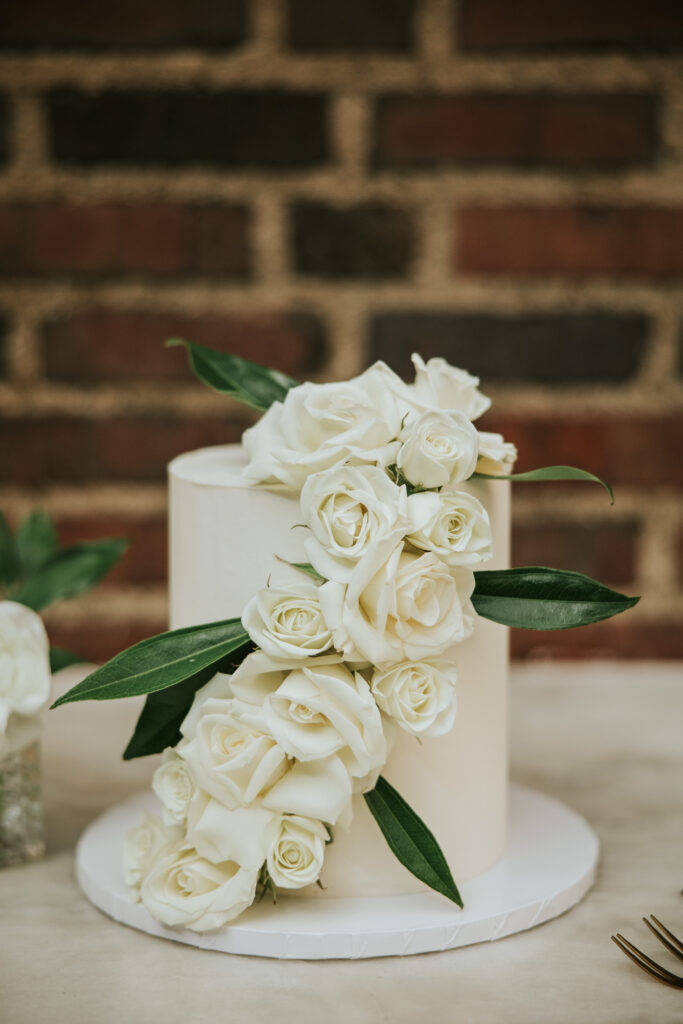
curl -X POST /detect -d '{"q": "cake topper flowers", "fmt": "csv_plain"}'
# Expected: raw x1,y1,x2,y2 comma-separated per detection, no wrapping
53,346,638,932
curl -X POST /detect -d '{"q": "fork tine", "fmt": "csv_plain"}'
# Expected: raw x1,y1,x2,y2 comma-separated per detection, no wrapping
611,936,680,987
613,933,683,988
646,915,683,958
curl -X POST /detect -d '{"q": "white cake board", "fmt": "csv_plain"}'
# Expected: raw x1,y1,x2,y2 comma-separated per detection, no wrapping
76,784,598,960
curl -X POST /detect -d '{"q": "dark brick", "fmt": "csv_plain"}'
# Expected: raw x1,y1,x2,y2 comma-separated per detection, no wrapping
370,312,648,385
0,94,8,166
0,315,7,378
0,0,246,50
511,621,682,660
375,93,656,168
48,90,329,169
460,0,683,51
292,202,414,279
0,203,249,277
457,206,683,277
41,310,326,382
512,520,640,585
480,414,683,489
0,416,247,484
286,0,414,53
44,617,167,664
57,513,167,584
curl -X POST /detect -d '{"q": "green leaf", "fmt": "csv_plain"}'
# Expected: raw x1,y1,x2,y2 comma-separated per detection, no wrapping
123,640,254,760
50,647,86,674
11,538,129,612
0,512,19,587
51,618,250,707
472,465,614,504
472,567,639,630
276,558,326,583
364,776,463,908
16,510,58,577
166,339,298,412
123,665,217,760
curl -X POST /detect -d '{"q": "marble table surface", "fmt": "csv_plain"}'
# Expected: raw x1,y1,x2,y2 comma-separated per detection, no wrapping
1,662,681,1024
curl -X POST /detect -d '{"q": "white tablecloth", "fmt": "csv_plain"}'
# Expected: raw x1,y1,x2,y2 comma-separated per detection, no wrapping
1,662,681,1023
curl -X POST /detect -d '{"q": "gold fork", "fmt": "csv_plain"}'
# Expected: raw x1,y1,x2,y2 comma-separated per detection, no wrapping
611,915,683,989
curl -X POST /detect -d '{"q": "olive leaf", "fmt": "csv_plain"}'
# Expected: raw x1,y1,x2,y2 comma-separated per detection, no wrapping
472,567,639,630
472,465,614,504
365,776,463,907
52,618,250,707
166,339,298,412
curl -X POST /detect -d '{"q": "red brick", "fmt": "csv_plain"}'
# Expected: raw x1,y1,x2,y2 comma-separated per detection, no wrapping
45,617,167,664
0,416,247,484
0,204,249,276
481,414,683,489
56,514,167,584
41,310,325,381
460,0,683,51
457,206,683,277
375,93,655,168
511,621,681,660
512,520,639,586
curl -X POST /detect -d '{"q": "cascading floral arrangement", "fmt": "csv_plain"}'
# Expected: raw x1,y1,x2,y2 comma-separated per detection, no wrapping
55,345,638,933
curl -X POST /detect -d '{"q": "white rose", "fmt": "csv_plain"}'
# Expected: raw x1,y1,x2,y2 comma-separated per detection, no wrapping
186,793,279,870
411,353,491,420
230,652,386,788
0,601,51,735
397,411,479,489
476,431,518,475
301,464,410,583
242,362,404,489
407,490,492,566
177,689,289,810
320,543,475,668
179,668,353,826
371,660,458,737
267,815,329,890
140,840,258,932
122,812,181,899
242,580,333,658
152,749,196,826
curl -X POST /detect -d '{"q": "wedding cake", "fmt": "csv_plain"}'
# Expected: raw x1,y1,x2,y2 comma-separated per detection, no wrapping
58,344,637,940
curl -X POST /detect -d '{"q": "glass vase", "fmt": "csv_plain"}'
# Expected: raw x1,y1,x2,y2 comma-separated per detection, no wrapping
0,738,44,867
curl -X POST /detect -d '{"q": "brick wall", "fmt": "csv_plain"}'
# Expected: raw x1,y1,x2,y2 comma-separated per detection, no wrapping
1,0,682,661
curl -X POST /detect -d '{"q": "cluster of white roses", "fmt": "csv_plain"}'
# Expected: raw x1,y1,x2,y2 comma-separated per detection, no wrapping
125,355,516,933
0,601,52,755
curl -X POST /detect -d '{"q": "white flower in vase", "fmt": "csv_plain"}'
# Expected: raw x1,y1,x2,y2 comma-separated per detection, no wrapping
0,600,52,738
